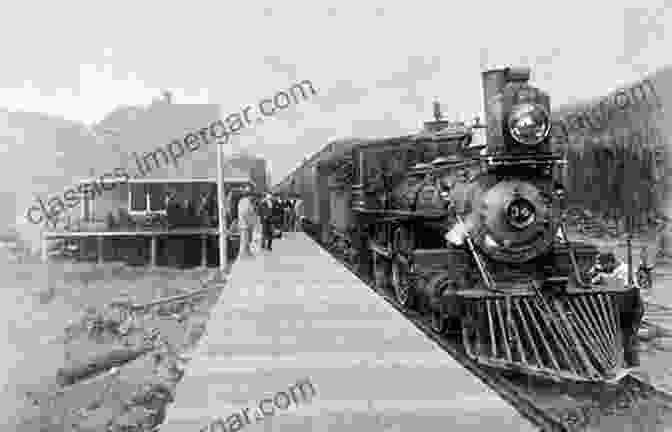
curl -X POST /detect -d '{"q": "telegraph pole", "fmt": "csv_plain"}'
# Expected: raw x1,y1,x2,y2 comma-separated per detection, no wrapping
216,138,227,275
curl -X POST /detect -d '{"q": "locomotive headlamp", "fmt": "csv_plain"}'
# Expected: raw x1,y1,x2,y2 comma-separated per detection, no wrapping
505,197,536,229
507,103,550,146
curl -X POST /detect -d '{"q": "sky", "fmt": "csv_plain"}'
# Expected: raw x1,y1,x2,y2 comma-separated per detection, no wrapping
0,0,669,183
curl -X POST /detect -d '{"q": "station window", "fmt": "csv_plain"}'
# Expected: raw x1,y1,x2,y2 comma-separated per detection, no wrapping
148,183,166,211
129,184,147,212
129,183,167,214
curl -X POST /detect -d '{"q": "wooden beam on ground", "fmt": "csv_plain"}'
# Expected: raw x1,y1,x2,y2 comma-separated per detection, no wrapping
56,347,151,386
129,287,211,312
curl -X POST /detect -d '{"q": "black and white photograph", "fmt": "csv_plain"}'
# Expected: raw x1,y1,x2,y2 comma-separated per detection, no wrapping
2,2,672,431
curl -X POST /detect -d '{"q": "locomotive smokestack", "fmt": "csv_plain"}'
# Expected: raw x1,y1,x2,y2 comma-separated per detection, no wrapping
481,68,508,110
480,67,531,118
481,67,532,149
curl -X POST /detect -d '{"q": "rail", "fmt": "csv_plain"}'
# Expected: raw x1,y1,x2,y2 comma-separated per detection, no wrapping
307,230,672,431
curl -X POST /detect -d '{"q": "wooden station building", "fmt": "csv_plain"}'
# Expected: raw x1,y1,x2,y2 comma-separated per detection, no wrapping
41,96,268,267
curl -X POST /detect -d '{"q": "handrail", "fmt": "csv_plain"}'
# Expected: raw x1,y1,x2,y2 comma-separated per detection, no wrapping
454,214,503,293
558,221,591,288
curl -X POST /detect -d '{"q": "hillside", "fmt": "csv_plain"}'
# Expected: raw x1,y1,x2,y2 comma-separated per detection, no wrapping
4,67,671,254
0,109,125,252
548,65,672,258
1,98,275,253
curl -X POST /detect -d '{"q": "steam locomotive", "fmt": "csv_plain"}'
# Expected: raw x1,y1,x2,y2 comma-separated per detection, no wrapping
278,67,643,383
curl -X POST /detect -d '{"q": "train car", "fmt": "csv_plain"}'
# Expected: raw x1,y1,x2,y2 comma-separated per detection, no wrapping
227,154,269,195
289,66,644,383
276,138,365,239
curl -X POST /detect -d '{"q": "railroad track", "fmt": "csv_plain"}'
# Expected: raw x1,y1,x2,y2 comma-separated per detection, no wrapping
312,233,672,431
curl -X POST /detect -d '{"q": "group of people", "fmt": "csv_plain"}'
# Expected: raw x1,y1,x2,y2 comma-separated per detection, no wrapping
236,189,303,258
163,189,219,228
161,185,305,260
588,248,654,295
586,248,655,367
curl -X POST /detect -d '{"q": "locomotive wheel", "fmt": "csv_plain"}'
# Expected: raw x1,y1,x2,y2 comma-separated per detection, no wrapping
425,275,461,335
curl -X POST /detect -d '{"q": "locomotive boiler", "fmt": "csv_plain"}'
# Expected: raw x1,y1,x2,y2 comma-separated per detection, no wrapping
281,67,644,383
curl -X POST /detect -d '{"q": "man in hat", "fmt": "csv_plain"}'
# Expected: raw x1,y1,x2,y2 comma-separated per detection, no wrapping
293,198,304,232
197,191,215,227
237,184,258,258
588,250,644,366
259,193,275,251
271,195,283,235
637,246,654,299
588,251,640,288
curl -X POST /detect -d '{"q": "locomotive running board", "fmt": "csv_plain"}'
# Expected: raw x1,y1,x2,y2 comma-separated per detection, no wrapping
461,292,626,383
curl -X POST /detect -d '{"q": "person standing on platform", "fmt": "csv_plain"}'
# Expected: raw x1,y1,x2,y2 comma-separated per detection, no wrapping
165,190,182,229
259,193,275,251
209,189,219,227
236,185,257,259
281,198,290,231
638,246,654,300
198,191,215,227
183,198,195,226
271,195,283,236
287,198,295,231
293,198,304,232
279,197,286,230
286,198,295,232
164,189,186,267
249,193,262,253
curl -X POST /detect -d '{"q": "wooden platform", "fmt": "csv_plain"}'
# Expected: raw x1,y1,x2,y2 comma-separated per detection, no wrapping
160,232,536,432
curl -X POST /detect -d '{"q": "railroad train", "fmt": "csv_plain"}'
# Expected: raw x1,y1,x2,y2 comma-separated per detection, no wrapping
276,67,644,383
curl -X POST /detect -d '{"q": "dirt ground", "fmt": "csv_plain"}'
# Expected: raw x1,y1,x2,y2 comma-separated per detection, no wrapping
2,260,227,432
564,223,672,412
4,219,672,432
